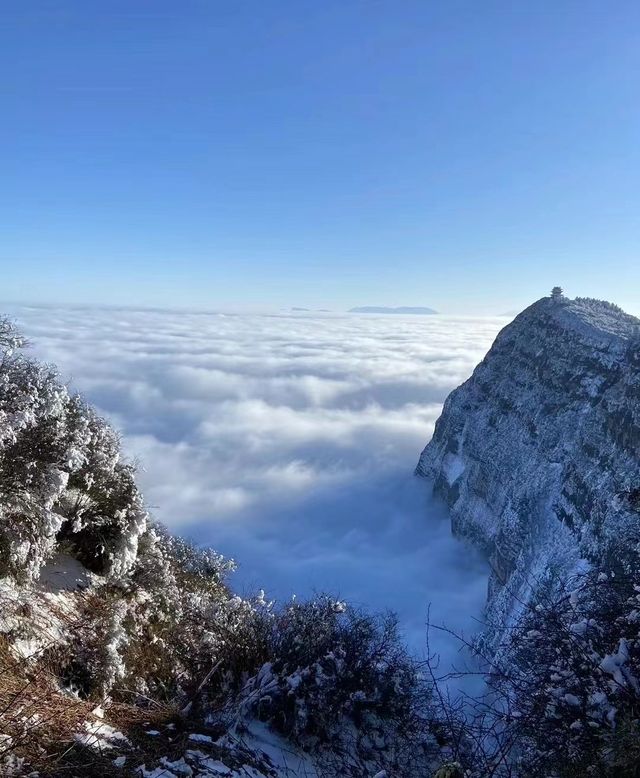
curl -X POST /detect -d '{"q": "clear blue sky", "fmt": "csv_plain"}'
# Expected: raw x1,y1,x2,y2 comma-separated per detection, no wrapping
1,1,639,314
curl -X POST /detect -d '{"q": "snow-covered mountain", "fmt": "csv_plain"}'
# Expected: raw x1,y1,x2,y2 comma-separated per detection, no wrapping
4,297,640,775
416,295,640,645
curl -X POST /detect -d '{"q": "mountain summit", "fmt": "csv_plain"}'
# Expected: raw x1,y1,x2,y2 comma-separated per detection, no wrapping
417,295,640,644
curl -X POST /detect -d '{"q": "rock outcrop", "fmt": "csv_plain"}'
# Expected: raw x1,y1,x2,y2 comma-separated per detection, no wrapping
416,295,640,644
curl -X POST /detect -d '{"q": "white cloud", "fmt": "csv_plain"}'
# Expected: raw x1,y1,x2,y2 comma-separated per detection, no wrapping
9,304,506,676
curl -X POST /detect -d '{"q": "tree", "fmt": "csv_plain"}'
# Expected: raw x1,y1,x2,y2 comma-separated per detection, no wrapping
551,286,564,300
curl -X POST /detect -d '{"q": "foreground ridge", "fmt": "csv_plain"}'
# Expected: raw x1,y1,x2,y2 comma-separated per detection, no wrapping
0,315,438,777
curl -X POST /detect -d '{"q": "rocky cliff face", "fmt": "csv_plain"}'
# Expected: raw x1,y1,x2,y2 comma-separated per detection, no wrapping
417,296,640,644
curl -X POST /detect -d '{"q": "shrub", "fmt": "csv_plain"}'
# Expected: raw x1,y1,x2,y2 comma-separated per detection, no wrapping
0,318,146,583
431,543,640,777
236,596,438,773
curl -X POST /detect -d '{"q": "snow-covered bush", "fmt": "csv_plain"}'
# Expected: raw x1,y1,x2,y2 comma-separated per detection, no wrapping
50,538,441,778
48,523,260,704
0,318,146,583
433,538,640,777
236,596,437,773
55,403,147,579
502,562,640,776
117,524,264,704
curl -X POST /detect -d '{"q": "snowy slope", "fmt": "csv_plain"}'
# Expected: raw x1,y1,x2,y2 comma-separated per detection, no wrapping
416,296,640,645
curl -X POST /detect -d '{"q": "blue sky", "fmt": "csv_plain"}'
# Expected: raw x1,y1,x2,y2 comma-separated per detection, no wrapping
2,1,639,314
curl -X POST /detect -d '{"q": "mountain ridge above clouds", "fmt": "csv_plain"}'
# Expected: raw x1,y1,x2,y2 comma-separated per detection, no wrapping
349,305,438,315
416,294,640,649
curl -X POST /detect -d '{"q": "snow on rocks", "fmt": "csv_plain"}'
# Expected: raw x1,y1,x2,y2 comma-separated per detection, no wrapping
74,720,131,751
189,733,214,744
159,757,194,776
600,638,640,693
416,295,640,650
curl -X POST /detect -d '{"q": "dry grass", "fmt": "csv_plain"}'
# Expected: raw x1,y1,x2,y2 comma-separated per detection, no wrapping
0,576,242,776
0,636,273,777
0,635,97,774
0,636,162,776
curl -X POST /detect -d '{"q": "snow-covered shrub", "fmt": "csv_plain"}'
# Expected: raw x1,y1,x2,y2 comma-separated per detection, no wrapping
0,318,146,583
434,538,640,777
502,562,640,777
55,403,147,579
120,525,263,703
52,522,265,705
237,596,437,773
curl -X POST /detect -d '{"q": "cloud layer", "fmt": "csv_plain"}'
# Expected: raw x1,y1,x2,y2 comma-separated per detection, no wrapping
9,304,506,672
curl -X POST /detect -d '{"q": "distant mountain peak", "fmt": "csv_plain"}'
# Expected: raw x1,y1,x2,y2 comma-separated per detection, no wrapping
349,305,438,315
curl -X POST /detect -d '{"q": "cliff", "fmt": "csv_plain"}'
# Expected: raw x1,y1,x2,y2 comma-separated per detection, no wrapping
416,295,640,643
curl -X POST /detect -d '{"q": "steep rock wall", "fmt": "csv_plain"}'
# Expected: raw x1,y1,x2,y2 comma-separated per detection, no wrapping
416,296,640,642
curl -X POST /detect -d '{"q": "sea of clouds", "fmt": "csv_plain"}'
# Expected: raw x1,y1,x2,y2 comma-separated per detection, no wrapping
8,303,508,676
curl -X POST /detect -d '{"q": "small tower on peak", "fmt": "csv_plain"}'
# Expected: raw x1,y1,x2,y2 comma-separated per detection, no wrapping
550,286,564,302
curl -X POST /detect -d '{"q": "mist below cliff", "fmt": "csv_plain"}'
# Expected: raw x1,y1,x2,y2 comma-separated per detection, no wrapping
8,303,504,677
